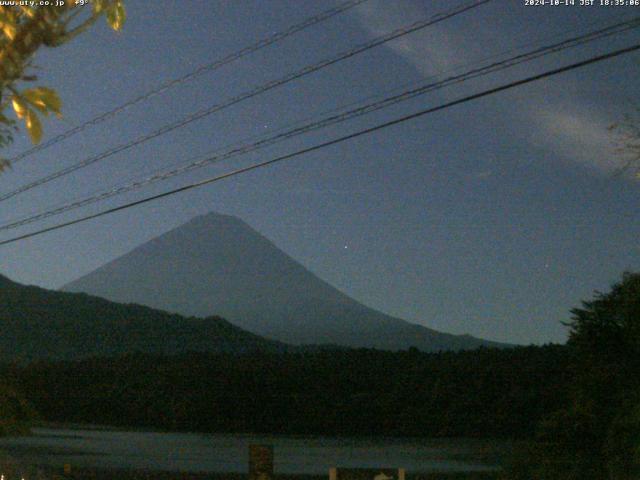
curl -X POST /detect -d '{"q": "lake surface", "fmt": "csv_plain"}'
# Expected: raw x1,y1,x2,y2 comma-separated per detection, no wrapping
0,427,509,474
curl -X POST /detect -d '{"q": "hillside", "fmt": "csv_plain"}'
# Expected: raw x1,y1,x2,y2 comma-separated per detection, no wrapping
0,274,284,362
12,346,570,437
64,212,507,351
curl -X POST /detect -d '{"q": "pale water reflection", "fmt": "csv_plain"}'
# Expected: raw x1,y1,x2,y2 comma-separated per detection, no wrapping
0,428,510,475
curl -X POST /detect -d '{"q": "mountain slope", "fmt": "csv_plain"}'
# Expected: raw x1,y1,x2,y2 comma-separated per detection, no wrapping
64,212,506,351
0,274,284,362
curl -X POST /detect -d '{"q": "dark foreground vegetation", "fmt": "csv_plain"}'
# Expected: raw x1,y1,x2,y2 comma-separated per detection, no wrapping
4,345,569,438
0,384,34,436
0,272,638,479
504,272,640,479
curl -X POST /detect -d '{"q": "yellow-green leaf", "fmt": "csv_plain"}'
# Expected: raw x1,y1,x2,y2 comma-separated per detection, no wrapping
39,87,62,116
11,96,28,119
0,10,17,27
1,22,16,40
106,1,126,31
25,109,42,144
18,6,36,18
23,87,62,117
23,90,49,115
93,0,107,14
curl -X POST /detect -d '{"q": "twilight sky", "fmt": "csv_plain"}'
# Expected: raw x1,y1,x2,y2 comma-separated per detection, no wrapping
1,0,640,344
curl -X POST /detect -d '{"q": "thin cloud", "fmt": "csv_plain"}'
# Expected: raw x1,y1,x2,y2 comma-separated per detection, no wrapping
527,103,621,173
352,0,466,76
352,1,630,176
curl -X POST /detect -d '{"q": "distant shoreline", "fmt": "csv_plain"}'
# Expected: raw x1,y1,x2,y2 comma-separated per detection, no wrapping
3,464,500,480
28,423,518,446
0,427,507,479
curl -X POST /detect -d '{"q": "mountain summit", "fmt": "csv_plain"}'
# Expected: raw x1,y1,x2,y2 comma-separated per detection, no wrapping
64,212,504,351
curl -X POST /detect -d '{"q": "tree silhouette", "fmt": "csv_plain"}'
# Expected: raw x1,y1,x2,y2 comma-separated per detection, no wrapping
507,272,640,479
0,1,125,169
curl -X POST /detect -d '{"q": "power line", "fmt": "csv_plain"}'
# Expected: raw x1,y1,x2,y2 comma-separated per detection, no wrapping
0,0,491,203
26,0,587,222
6,0,370,165
1,42,637,247
1,15,637,232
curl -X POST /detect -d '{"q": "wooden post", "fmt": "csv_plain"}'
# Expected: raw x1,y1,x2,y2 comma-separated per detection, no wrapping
328,468,405,480
249,444,274,480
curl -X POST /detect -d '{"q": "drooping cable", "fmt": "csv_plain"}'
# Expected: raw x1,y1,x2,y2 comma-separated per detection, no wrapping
1,41,637,246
